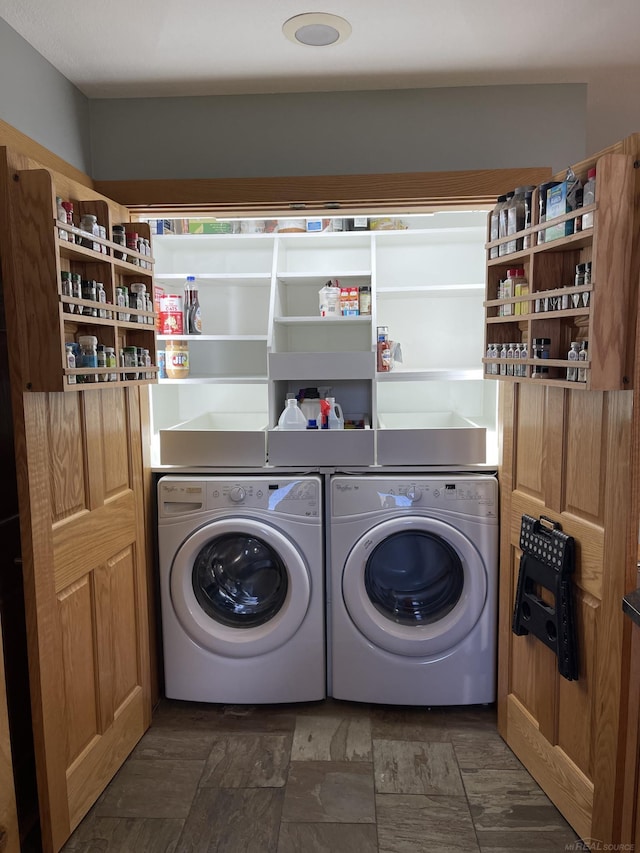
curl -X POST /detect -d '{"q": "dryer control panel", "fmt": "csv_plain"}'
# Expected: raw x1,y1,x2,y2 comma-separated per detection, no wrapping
158,476,320,519
331,475,497,519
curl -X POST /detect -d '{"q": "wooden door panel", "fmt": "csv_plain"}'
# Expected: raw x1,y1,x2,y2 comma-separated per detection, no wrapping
59,577,99,764
110,547,141,709
557,592,598,778
99,390,130,498
563,392,605,521
49,394,86,521
514,383,545,499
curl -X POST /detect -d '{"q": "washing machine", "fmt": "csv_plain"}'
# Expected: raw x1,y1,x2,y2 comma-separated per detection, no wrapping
157,475,325,703
329,474,498,705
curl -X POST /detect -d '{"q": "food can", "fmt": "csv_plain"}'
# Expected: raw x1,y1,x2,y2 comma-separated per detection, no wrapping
159,294,184,335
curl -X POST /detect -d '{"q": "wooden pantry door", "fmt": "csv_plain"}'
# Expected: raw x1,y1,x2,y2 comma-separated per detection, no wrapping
0,146,153,853
497,381,635,843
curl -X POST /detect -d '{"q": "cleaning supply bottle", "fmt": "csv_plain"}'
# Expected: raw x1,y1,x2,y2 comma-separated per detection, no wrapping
326,397,344,429
319,398,331,429
277,397,307,430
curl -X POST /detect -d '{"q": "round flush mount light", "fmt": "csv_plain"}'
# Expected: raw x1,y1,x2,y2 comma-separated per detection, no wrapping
283,12,352,47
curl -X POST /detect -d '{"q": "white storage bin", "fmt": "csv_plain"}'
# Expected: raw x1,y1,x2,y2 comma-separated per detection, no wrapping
268,427,374,467
376,412,486,465
160,412,267,467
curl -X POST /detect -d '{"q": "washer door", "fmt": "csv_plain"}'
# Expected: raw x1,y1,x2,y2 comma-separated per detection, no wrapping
342,517,487,657
171,518,310,658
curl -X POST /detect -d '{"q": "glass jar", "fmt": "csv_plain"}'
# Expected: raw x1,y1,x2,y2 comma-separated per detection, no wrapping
78,335,98,383
112,224,127,261
126,231,139,265
81,279,97,316
79,214,99,250
97,344,108,382
122,346,139,380
104,346,117,382
577,341,589,383
65,342,77,385
566,341,580,381
165,339,190,379
130,282,147,322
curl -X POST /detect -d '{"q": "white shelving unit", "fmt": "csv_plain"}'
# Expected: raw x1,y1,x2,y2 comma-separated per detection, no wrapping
148,213,497,467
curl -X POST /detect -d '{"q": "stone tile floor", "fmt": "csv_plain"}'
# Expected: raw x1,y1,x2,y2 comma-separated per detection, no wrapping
62,699,581,852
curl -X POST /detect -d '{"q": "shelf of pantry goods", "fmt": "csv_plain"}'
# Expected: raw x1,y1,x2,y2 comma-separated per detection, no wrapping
483,150,635,392
9,165,158,392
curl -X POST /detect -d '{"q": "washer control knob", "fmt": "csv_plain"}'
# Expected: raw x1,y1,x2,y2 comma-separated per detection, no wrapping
229,486,246,503
406,487,422,503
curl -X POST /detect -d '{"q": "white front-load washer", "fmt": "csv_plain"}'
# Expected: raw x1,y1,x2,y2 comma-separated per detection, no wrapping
157,475,324,703
329,474,498,705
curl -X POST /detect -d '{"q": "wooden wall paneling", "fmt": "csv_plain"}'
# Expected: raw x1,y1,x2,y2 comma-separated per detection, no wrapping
48,394,85,523
563,391,605,523
513,383,545,500
0,613,20,853
592,390,634,840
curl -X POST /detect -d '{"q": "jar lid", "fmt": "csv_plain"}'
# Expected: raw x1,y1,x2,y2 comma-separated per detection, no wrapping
112,224,126,231
123,346,137,353
130,282,147,291
77,335,98,344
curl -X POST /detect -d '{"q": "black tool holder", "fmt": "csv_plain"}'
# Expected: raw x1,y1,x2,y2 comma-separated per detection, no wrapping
512,514,579,681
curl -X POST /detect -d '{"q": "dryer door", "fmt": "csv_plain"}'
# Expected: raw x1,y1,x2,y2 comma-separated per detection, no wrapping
171,518,310,658
342,516,487,656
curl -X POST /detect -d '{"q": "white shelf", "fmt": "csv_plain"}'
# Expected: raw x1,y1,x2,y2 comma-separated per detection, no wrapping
273,315,372,325
377,284,484,294
155,273,271,283
158,375,268,385
376,368,485,382
268,351,375,381
276,271,371,283
157,334,268,341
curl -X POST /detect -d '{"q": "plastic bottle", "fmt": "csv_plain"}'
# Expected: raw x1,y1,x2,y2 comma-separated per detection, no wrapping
306,419,319,430
377,326,391,372
326,397,344,430
277,397,307,430
184,275,202,334
489,195,506,259
498,191,515,256
582,168,596,229
566,342,580,381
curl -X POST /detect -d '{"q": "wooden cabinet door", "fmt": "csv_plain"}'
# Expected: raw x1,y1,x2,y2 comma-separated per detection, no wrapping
498,382,634,843
16,388,152,852
0,147,153,853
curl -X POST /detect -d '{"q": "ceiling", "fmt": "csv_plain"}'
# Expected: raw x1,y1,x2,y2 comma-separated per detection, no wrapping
1,1,640,99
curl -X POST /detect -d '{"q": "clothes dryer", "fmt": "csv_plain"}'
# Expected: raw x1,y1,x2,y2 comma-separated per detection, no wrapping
158,475,324,703
329,474,498,705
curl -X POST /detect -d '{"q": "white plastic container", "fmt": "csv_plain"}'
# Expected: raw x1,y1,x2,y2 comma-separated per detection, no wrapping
326,397,344,429
277,397,307,430
318,284,341,317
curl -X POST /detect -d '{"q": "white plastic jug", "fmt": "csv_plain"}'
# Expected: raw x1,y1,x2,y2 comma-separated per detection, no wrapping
318,284,341,318
326,397,344,429
277,398,307,430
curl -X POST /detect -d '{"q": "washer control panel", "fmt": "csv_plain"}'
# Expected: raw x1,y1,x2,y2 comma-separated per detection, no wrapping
331,475,497,519
158,476,320,518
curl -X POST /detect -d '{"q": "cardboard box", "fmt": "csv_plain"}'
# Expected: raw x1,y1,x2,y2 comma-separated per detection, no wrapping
545,181,579,242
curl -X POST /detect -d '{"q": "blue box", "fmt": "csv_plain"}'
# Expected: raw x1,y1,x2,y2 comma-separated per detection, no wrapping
545,182,578,242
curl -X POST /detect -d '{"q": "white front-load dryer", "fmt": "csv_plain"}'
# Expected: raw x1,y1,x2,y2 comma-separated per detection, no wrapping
157,475,324,703
329,474,498,705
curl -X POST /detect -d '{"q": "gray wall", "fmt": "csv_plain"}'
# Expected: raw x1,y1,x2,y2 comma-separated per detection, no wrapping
0,18,91,173
89,84,586,180
0,18,586,182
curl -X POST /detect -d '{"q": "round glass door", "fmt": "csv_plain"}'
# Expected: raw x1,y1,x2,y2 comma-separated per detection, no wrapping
342,517,487,657
192,533,288,629
364,531,464,626
171,518,311,658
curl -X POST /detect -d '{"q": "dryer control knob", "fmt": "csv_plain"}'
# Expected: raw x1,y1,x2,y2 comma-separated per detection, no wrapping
406,487,422,503
229,486,246,503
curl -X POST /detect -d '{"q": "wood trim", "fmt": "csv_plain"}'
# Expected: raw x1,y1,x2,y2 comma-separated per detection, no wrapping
0,120,93,189
94,167,552,214
0,614,20,853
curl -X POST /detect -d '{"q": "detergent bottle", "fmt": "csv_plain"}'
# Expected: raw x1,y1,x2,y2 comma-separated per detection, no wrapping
277,397,307,430
326,397,344,429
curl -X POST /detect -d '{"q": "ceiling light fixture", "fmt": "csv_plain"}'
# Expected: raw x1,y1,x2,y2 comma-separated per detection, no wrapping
283,13,352,47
